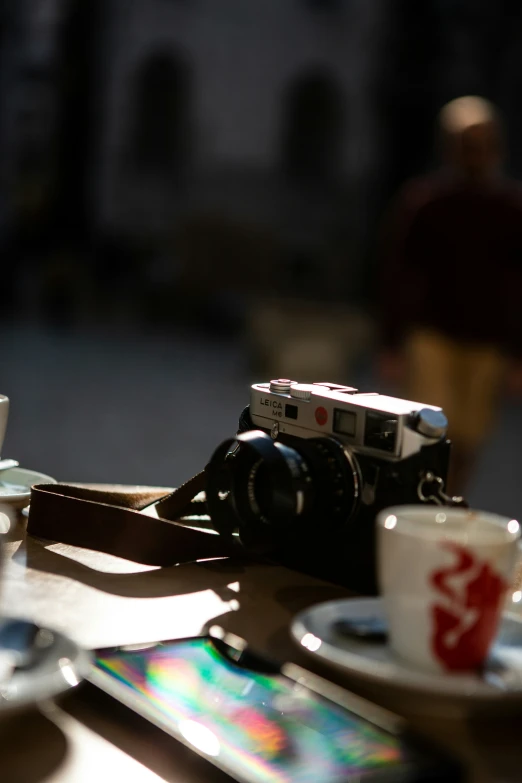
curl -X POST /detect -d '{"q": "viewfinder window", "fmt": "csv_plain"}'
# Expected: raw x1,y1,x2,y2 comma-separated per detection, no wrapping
364,412,397,453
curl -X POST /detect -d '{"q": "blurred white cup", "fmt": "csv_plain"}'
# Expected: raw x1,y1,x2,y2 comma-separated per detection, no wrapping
377,505,521,673
0,396,9,459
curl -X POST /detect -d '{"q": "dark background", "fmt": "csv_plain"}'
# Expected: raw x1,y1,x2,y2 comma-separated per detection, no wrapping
0,0,521,517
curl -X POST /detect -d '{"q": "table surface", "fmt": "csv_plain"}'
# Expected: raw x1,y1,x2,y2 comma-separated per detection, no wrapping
2,508,522,783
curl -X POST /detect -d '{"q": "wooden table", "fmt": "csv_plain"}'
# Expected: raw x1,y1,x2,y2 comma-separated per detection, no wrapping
2,509,522,783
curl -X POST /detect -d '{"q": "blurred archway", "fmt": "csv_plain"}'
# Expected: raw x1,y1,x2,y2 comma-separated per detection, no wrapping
130,50,192,179
281,68,345,183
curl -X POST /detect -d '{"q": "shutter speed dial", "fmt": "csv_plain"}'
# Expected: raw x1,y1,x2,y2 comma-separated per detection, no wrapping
290,384,317,401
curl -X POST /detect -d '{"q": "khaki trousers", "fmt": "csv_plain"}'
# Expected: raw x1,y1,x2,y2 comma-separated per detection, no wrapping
404,330,507,451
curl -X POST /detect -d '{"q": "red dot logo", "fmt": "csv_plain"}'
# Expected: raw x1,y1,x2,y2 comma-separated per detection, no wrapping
315,406,328,426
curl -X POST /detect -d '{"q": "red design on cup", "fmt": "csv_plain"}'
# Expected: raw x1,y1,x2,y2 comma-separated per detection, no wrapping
429,543,508,671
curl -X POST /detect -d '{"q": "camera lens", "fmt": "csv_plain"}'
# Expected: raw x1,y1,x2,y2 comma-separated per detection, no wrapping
247,441,315,524
206,430,360,553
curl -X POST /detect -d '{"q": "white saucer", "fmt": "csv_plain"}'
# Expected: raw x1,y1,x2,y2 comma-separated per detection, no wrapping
291,598,522,713
0,618,91,716
0,468,57,510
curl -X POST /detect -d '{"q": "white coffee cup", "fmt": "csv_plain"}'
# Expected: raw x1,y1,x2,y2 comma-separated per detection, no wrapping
377,505,521,673
0,396,9,459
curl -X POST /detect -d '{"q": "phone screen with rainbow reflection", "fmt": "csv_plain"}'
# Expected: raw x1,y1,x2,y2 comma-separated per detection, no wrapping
95,637,404,783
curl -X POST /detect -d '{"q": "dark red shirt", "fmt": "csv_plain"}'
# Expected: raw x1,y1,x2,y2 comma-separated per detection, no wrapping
380,173,522,356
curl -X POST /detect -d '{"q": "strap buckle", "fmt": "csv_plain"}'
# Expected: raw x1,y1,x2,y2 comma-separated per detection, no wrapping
417,471,468,508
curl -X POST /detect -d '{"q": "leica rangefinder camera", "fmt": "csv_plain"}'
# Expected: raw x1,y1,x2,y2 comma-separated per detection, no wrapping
206,380,452,594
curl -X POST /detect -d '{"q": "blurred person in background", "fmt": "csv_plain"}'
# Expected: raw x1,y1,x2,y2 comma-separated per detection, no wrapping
378,96,522,494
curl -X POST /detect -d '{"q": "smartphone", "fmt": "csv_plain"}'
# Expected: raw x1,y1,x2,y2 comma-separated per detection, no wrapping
90,631,461,783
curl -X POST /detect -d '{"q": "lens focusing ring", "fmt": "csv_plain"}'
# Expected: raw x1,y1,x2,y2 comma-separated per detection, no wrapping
297,437,360,525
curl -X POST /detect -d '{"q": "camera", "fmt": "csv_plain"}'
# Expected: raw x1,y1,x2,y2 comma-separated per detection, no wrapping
206,380,452,594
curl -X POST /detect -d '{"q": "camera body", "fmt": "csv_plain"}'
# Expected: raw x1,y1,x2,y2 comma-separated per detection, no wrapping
250,380,448,462
207,380,451,594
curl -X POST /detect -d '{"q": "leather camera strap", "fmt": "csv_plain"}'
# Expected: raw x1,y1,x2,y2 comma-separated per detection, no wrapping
27,474,240,566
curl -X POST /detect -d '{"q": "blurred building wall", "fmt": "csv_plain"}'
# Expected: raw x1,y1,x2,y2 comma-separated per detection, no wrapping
96,0,383,258
0,0,71,240
4,1,522,311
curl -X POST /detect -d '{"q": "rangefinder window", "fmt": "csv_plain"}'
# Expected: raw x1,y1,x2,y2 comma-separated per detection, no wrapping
333,409,357,437
285,404,299,420
364,411,398,453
